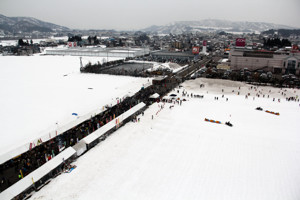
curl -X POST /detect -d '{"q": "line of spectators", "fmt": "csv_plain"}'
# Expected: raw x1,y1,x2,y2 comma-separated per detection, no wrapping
0,78,179,194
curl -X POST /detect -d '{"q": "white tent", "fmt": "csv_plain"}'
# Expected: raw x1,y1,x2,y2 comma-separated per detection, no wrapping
149,93,160,99
72,141,87,157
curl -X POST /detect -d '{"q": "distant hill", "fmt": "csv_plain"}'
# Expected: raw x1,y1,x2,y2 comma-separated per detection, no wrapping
262,29,300,37
1,14,297,36
0,14,70,34
142,19,295,34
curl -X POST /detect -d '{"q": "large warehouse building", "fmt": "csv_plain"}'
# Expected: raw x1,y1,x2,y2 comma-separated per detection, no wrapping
150,51,195,62
229,48,300,75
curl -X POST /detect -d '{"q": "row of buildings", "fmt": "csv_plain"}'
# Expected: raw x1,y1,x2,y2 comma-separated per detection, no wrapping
2,29,300,75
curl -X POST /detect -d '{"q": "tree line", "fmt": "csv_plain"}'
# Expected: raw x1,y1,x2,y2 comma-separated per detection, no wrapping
263,38,291,48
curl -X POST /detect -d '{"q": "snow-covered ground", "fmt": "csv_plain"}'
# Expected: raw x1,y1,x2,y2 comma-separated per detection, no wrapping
0,56,149,161
30,78,300,200
0,40,18,46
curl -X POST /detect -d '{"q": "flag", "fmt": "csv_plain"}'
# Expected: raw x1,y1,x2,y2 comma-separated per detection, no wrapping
37,139,42,145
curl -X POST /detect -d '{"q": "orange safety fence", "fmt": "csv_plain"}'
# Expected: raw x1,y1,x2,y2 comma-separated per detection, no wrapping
265,110,280,116
205,118,221,124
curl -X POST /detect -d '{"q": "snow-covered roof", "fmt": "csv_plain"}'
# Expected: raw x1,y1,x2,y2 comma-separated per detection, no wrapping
83,102,146,145
147,62,186,73
0,147,76,200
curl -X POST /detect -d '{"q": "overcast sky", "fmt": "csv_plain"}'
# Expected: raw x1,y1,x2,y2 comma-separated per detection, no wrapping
0,0,299,30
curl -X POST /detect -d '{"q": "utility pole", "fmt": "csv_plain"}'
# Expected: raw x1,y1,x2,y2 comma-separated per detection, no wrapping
80,57,83,69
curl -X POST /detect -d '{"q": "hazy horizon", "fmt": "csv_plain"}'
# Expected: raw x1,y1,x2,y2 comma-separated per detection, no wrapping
0,0,299,31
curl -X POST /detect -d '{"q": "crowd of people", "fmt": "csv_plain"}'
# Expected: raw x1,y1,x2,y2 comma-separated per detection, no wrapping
0,74,179,197
0,60,186,199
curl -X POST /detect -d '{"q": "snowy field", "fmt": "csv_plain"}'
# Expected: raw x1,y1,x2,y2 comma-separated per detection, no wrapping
0,56,149,161
0,37,69,46
30,78,300,200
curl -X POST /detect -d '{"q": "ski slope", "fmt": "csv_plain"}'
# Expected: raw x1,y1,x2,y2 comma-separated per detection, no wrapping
30,78,300,200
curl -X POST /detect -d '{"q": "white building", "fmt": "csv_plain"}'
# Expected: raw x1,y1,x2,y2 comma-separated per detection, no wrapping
229,48,300,75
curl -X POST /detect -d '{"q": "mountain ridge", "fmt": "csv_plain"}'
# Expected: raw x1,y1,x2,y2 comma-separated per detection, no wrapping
142,19,296,34
0,14,297,35
0,14,70,34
